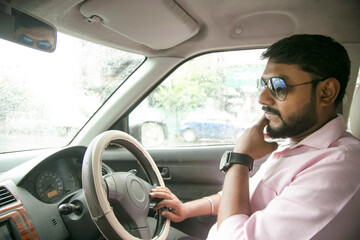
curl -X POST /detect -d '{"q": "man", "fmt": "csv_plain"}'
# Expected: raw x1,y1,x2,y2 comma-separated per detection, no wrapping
150,34,360,239
13,12,55,51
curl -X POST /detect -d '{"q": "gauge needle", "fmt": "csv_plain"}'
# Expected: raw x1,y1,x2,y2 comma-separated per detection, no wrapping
46,184,54,193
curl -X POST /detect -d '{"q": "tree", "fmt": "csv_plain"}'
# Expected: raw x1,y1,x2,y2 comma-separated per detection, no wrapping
148,54,226,132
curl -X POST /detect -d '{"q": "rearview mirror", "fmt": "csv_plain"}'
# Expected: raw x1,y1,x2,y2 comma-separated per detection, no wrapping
0,2,57,52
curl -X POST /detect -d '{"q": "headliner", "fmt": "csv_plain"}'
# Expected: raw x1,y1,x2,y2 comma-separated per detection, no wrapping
6,0,360,58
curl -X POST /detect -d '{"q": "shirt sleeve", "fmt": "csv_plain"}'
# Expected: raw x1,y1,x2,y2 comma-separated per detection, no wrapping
207,214,249,240
207,146,360,240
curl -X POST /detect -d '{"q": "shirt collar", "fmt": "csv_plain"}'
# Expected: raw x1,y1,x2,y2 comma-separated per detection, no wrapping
290,115,346,150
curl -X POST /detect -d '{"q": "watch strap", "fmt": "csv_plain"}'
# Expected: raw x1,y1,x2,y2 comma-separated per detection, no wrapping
221,151,254,172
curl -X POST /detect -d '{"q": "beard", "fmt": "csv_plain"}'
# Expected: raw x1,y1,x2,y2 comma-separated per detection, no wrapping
262,96,318,139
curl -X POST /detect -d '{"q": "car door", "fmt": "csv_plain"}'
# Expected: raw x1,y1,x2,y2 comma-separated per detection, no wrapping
103,48,268,239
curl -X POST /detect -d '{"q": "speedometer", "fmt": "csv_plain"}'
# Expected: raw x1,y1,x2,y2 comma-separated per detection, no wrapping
36,170,64,203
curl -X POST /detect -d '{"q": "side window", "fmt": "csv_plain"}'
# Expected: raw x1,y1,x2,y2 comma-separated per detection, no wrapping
356,67,360,93
348,67,360,134
129,49,267,148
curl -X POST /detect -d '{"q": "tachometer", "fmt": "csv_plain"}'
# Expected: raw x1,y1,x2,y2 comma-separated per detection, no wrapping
36,170,64,203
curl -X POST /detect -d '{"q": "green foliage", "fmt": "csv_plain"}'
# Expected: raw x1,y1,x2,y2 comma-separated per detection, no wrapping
149,54,225,115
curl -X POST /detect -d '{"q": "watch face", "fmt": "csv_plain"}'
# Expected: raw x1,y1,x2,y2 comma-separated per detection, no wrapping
219,151,230,172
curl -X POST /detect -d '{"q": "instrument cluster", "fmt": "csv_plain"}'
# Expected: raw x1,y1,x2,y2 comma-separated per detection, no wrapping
21,156,83,203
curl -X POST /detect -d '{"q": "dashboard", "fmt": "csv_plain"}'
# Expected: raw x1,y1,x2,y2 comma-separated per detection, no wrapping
0,145,114,240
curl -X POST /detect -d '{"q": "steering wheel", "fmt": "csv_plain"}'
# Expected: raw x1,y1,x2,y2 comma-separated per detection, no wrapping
82,130,170,240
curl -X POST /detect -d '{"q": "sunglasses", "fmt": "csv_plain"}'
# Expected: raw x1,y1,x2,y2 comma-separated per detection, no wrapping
17,34,52,51
258,77,326,101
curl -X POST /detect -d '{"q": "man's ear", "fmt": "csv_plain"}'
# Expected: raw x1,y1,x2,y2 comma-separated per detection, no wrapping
317,78,340,106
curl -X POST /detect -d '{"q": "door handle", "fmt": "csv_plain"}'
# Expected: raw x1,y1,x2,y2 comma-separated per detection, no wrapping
158,167,170,179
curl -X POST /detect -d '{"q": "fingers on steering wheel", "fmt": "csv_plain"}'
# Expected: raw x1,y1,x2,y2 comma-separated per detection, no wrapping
150,188,174,199
152,186,171,194
152,198,173,210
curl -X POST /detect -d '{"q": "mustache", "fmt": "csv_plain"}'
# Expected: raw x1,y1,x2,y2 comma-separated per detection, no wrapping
262,106,281,118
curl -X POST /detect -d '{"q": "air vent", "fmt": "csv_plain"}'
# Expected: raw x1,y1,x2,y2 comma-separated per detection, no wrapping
51,218,58,227
0,186,17,208
102,167,109,176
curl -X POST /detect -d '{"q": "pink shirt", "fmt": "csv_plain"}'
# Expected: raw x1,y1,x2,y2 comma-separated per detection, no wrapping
207,115,360,240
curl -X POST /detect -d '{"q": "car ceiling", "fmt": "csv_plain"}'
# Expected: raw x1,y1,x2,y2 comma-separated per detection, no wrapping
7,0,360,58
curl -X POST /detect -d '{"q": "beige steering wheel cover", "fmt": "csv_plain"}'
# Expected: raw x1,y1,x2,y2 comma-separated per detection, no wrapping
90,130,170,240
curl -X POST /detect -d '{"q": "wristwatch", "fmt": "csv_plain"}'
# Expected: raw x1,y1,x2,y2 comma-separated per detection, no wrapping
219,151,254,172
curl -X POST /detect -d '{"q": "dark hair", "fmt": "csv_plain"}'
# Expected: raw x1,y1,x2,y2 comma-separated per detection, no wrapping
261,34,350,106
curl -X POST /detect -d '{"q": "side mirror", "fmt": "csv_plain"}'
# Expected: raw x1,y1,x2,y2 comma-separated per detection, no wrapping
140,122,167,147
0,2,57,52
129,122,168,148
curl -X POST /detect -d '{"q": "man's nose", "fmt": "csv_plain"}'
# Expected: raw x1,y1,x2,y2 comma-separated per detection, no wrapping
258,87,275,106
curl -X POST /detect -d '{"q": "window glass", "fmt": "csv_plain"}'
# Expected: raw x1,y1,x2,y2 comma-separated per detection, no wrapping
129,49,267,147
0,33,144,153
348,67,360,134
356,67,360,93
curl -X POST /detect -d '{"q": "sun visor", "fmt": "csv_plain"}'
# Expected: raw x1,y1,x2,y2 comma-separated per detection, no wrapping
80,0,199,50
231,12,296,39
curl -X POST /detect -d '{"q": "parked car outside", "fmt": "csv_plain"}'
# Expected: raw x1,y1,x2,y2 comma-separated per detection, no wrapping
180,110,245,142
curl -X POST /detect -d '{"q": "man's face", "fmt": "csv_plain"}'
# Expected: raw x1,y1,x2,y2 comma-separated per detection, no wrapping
14,26,55,51
258,60,319,140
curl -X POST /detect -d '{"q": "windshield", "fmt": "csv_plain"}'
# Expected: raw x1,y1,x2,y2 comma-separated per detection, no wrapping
0,32,145,153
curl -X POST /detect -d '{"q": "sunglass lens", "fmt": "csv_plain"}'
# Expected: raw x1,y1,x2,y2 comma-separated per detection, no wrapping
271,78,287,100
258,79,266,91
37,41,52,50
18,35,33,46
